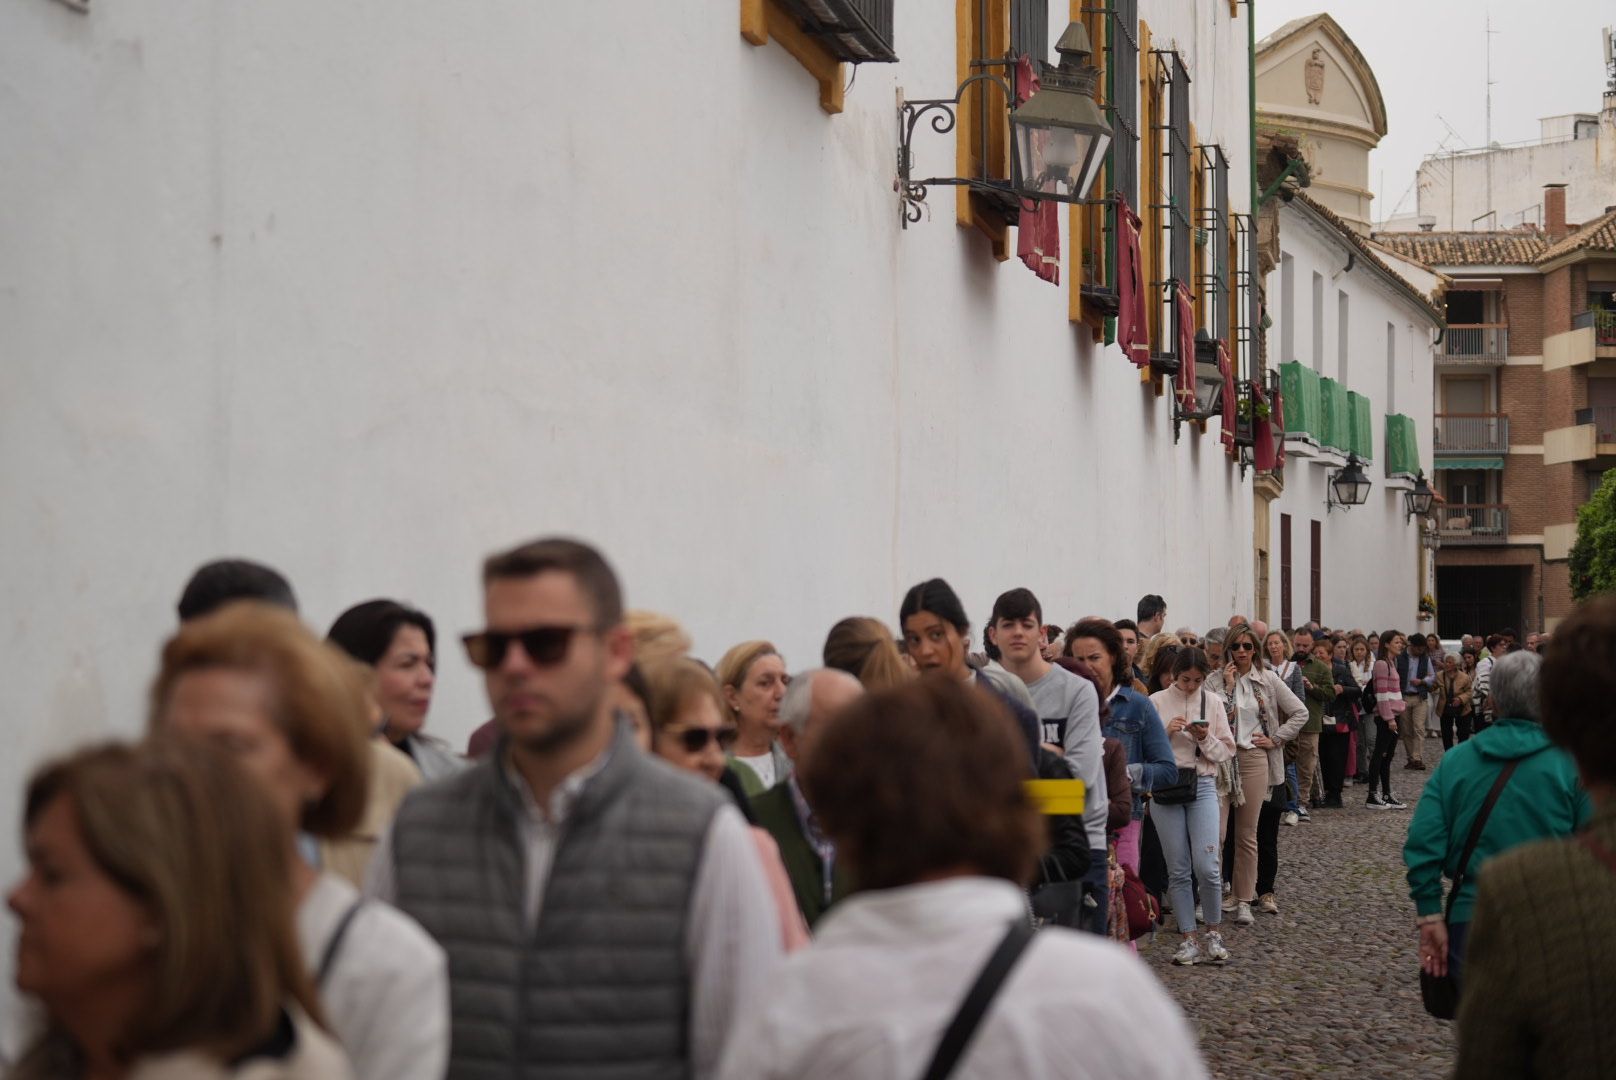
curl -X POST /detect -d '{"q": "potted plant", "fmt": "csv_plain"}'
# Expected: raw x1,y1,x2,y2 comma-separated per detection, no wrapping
1417,593,1437,622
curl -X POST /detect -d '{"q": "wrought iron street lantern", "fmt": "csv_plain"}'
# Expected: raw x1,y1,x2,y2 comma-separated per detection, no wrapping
897,21,1113,225
1326,453,1372,513
1008,23,1112,203
1404,471,1435,522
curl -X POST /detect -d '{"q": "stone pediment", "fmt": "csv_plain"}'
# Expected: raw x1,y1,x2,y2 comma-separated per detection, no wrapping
1256,14,1387,145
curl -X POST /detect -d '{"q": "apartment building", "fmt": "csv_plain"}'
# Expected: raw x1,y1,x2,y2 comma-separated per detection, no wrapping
1376,185,1616,635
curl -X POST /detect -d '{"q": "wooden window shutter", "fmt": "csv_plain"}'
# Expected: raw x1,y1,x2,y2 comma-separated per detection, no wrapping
1310,519,1322,625
956,0,1013,260
1280,513,1293,630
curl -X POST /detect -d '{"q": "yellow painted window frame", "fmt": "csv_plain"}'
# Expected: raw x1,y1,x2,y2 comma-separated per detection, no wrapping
1069,0,1107,336
955,0,1013,260
740,0,847,115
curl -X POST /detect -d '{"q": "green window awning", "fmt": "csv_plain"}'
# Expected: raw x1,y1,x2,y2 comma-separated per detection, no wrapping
1385,413,1422,478
1319,377,1350,452
1280,362,1323,444
1434,457,1505,470
1347,391,1373,462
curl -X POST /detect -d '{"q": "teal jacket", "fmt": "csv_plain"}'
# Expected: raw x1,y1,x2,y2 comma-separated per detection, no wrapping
1403,717,1592,923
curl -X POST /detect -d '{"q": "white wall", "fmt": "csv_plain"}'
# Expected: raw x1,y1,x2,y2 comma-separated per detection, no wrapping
1415,108,1616,229
1263,203,1436,631
0,0,1256,1038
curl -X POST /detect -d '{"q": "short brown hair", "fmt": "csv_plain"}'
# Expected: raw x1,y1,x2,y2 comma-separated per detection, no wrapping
18,739,322,1068
801,676,1043,891
149,603,371,838
823,617,913,692
1066,618,1130,690
483,537,623,627
645,659,728,734
1539,595,1616,787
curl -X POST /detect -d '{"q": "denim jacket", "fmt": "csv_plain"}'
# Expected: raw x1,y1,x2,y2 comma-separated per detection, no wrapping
1101,686,1178,820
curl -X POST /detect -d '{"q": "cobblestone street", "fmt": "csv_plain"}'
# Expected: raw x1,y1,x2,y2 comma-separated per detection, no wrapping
1143,737,1454,1080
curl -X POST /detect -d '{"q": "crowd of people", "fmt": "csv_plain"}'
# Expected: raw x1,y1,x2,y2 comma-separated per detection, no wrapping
4,538,1613,1079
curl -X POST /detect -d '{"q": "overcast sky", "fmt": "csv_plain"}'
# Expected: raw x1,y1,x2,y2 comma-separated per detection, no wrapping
1255,1,1615,226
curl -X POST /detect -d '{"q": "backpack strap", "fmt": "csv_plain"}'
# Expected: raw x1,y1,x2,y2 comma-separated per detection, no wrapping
920,919,1035,1080
1444,761,1520,923
317,899,366,989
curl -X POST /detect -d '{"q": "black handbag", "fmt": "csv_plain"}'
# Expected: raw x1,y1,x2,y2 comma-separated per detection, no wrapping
1420,759,1519,1020
1151,691,1205,805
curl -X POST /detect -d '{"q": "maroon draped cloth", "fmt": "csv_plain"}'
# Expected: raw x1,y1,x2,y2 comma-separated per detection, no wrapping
1116,197,1150,367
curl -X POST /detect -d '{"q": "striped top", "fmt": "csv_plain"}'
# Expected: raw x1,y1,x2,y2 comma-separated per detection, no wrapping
1372,659,1406,721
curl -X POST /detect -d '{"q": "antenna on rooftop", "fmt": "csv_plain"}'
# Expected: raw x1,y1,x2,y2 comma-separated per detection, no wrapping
1604,26,1616,98
1485,12,1500,229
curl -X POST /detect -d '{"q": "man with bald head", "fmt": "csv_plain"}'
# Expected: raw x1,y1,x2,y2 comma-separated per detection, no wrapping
751,669,864,928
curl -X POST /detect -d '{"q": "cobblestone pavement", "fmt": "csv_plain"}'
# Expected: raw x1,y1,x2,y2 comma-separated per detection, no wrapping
1142,736,1454,1080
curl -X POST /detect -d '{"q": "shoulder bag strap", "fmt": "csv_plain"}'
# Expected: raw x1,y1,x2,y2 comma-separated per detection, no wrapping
920,918,1036,1080
317,898,367,989
1444,760,1521,923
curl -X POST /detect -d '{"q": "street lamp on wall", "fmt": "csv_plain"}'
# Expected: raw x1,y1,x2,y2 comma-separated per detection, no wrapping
1173,330,1226,438
1325,453,1372,513
897,21,1113,226
1403,471,1435,522
1008,23,1112,203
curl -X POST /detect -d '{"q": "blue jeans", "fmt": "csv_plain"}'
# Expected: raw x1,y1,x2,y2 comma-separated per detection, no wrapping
1150,776,1222,934
1285,761,1300,812
1449,920,1471,986
1081,848,1109,935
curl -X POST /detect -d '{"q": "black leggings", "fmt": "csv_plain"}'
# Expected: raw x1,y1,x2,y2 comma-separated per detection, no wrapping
1439,707,1473,750
1319,730,1350,799
1368,717,1397,797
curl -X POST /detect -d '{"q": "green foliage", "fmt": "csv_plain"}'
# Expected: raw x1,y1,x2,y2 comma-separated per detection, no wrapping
1570,470,1616,600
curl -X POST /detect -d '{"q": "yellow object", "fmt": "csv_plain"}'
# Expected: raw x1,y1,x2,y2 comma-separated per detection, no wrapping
1025,779,1087,815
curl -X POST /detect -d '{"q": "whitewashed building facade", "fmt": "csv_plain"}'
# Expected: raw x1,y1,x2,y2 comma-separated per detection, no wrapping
2,0,1265,1020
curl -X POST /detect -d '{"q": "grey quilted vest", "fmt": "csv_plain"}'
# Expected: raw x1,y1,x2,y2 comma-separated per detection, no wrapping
389,723,724,1080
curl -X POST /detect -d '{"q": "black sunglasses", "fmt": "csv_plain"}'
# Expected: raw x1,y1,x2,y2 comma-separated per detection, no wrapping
461,625,595,670
666,726,739,753
1229,641,1257,652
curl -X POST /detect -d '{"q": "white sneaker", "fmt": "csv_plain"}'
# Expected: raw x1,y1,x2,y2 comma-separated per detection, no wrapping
1171,937,1204,965
1234,901,1255,926
1258,893,1280,915
1281,810,1300,827
1202,931,1230,964
1195,904,1205,924
1222,894,1240,914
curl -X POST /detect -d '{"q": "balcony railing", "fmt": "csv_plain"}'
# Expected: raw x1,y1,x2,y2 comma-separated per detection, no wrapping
1573,405,1616,443
1434,413,1510,454
1572,309,1616,346
1437,504,1510,543
1441,324,1509,365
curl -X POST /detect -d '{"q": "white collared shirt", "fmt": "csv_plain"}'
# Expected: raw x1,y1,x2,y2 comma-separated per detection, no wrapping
366,750,782,1077
715,877,1206,1080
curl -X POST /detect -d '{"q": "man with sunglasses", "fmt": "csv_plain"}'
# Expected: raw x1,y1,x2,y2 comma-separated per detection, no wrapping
752,668,864,928
369,537,782,1079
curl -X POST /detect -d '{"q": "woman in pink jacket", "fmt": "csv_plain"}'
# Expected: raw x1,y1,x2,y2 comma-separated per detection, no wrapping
1367,630,1409,809
1150,648,1237,967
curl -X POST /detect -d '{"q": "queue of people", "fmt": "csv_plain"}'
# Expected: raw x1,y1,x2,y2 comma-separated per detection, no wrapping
7,540,1609,1079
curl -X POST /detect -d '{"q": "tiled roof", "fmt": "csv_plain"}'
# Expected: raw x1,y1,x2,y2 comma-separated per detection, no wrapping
1536,206,1616,264
1292,194,1444,323
1370,230,1548,267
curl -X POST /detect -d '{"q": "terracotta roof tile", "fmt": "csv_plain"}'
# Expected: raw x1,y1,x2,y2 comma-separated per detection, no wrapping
1369,230,1548,267
1536,207,1616,264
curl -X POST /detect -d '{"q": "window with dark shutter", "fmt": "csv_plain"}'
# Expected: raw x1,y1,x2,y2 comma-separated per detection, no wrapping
1201,145,1229,343
772,0,897,63
1152,50,1191,367
1108,0,1139,218
1310,520,1322,625
1011,0,1048,66
1280,514,1293,631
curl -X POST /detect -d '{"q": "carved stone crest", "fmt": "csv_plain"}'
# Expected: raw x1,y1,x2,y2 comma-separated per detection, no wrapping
1305,46,1326,105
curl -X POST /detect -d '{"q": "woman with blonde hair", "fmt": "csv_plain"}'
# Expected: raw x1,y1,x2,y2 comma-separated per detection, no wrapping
822,617,912,692
645,660,810,951
716,640,791,796
1207,622,1307,926
1135,633,1181,693
7,738,351,1079
149,603,448,1080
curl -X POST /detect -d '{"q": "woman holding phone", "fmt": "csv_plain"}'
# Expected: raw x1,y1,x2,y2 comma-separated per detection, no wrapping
1150,648,1236,966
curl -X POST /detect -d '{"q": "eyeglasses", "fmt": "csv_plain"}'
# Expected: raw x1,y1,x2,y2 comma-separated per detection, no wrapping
666,726,739,753
461,625,596,670
1229,642,1257,653
1180,636,1199,646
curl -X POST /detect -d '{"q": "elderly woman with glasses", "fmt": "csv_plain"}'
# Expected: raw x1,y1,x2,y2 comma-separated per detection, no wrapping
1206,623,1307,926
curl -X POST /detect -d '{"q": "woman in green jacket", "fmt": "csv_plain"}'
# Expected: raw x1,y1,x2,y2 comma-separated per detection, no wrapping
1402,649,1591,987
